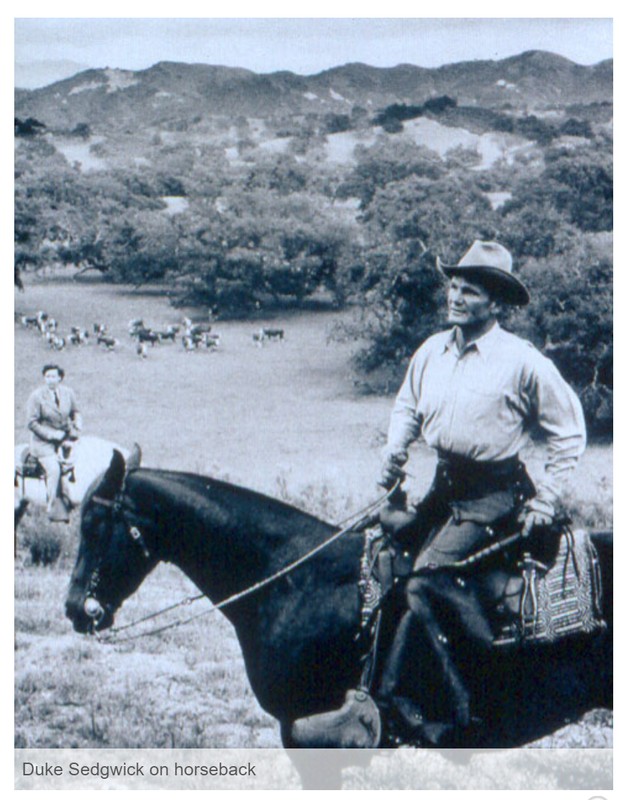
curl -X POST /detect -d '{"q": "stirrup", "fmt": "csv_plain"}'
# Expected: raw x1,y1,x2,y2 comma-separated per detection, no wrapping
290,689,381,748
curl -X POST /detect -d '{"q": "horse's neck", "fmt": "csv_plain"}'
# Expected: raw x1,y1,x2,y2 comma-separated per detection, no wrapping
127,472,367,713
131,471,344,611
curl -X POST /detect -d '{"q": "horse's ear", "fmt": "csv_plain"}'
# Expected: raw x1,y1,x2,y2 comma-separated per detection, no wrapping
96,449,127,500
126,443,142,472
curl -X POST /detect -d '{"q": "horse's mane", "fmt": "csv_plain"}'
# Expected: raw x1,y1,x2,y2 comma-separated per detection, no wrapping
126,468,338,531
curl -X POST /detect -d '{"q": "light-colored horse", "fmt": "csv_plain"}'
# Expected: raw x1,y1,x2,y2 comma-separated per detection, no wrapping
14,435,129,518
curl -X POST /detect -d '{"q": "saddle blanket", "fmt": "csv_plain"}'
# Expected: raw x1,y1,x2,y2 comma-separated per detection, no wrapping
359,526,606,648
493,528,606,646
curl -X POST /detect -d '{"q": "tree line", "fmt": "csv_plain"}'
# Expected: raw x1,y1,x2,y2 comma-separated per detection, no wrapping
14,104,612,433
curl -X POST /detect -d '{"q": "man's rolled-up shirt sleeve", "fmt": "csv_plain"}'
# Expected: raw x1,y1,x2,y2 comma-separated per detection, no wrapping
523,353,587,513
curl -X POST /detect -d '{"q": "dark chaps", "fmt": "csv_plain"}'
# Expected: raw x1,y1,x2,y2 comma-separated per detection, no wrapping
376,453,537,744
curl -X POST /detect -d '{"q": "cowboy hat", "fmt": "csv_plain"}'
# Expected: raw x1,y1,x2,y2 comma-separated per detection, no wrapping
437,240,529,306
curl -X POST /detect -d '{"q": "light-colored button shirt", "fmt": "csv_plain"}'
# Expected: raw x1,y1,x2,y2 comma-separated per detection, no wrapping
386,322,586,512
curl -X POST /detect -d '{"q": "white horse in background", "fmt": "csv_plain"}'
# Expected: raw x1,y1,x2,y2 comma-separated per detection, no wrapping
14,435,129,523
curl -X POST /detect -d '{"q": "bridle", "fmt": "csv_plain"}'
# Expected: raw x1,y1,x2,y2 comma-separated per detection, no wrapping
82,484,401,643
85,522,150,585
82,493,153,624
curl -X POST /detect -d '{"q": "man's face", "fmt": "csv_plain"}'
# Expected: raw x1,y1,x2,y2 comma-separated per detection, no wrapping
447,275,497,329
43,370,62,389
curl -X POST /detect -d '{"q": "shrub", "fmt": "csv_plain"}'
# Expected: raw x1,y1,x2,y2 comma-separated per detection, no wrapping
23,528,63,567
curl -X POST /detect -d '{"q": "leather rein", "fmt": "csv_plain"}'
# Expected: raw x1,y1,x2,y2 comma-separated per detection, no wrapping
87,484,401,644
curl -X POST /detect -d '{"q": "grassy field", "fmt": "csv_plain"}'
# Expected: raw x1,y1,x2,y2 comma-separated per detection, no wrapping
14,277,612,758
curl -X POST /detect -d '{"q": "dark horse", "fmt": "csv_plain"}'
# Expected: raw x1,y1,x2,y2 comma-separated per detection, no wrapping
66,447,612,758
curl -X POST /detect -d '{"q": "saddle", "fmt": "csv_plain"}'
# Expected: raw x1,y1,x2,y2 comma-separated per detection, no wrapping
358,522,606,650
15,449,76,483
15,451,45,481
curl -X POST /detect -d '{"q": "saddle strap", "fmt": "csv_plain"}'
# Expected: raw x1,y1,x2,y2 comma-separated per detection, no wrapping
358,526,384,629
587,536,604,618
356,526,389,695
358,609,383,694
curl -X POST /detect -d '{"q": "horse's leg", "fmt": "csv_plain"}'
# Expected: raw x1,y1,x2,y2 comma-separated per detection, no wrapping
14,497,29,529
589,530,613,627
14,498,30,556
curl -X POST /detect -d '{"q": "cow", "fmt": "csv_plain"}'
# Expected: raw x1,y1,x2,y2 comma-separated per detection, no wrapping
183,317,211,337
44,331,65,350
202,333,220,350
136,329,160,345
155,327,178,342
49,335,66,351
69,327,89,346
20,315,39,329
35,311,49,333
262,327,285,341
97,335,119,351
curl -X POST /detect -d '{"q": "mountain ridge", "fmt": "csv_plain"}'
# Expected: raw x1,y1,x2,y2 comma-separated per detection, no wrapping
15,50,612,133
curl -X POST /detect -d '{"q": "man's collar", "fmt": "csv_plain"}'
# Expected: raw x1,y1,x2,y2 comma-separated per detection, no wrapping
444,322,502,359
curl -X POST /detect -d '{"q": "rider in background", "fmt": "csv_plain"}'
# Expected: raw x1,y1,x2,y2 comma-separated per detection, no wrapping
26,364,82,522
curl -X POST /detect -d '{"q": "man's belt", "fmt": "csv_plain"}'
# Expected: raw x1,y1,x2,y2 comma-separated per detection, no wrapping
436,451,525,497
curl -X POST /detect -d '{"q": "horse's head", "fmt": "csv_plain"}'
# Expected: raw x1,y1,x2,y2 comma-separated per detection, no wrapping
65,444,153,634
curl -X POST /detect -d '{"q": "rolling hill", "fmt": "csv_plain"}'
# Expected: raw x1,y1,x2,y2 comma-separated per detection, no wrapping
15,51,612,134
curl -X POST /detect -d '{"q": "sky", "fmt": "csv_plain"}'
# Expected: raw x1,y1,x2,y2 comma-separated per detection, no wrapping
14,16,614,88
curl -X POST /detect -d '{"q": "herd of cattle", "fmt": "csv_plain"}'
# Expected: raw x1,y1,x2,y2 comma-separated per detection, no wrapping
18,310,285,357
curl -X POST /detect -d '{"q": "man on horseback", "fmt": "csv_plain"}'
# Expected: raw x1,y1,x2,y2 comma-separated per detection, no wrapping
26,364,82,522
293,240,586,747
